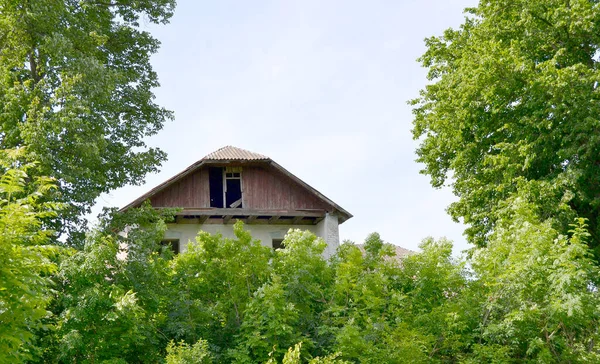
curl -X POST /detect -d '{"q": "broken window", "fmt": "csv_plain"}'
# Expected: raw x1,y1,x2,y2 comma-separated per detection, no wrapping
224,167,242,208
209,166,243,208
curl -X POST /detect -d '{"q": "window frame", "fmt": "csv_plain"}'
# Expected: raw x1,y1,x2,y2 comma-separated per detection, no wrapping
223,167,243,208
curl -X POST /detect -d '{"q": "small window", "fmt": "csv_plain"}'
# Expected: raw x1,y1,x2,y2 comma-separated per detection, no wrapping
272,239,284,250
160,239,180,255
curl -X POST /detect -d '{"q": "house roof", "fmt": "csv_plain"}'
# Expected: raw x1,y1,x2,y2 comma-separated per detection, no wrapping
355,244,415,260
389,245,415,257
202,146,269,161
120,146,353,222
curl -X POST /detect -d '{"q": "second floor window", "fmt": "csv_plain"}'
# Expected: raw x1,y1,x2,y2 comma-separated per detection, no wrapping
224,167,242,208
209,167,243,208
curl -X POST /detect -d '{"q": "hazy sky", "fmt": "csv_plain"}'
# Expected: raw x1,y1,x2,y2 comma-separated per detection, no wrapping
93,0,478,254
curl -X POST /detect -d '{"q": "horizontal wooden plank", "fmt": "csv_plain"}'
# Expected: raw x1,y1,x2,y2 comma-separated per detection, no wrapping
167,207,326,218
200,217,320,225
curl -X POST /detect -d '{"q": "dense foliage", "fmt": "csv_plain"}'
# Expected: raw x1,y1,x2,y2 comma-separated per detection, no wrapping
0,150,62,362
411,0,600,259
0,0,175,244
3,191,599,362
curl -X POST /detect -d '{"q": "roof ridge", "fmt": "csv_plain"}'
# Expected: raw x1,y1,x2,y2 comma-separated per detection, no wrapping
202,145,269,161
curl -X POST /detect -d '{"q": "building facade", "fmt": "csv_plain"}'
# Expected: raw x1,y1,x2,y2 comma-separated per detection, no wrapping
121,146,352,256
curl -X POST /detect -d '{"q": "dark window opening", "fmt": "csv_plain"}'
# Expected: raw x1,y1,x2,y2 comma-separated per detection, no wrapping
211,167,243,208
226,178,242,208
160,239,180,255
209,167,224,208
272,239,284,250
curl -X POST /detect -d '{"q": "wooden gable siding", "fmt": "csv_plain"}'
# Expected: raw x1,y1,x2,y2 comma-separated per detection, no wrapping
150,168,210,207
148,164,331,211
242,166,331,211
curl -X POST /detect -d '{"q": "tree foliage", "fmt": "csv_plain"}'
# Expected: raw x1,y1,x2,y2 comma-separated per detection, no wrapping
411,0,600,258
168,222,273,358
0,200,596,362
166,339,213,364
0,0,175,243
0,150,62,362
471,198,600,361
49,204,176,363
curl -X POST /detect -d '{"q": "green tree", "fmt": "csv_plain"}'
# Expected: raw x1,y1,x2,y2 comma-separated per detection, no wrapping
324,234,436,363
266,342,349,364
51,205,175,362
411,0,600,257
231,230,333,362
398,237,476,362
272,230,334,355
168,221,274,357
0,0,175,244
470,198,600,362
230,276,304,363
0,150,62,362
165,339,213,364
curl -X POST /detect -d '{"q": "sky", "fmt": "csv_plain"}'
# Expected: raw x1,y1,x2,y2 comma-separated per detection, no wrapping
93,0,478,255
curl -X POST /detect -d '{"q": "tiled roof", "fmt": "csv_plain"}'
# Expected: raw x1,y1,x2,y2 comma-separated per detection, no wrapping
202,146,269,161
355,244,415,260
392,245,415,257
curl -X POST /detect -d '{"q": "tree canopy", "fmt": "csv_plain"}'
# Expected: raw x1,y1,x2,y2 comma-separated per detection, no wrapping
0,0,175,244
411,0,600,258
20,216,599,362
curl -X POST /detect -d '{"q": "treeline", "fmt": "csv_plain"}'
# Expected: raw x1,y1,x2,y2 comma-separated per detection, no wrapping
2,153,599,363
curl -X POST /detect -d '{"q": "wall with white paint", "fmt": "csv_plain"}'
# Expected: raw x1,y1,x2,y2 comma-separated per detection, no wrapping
316,213,340,257
164,218,340,257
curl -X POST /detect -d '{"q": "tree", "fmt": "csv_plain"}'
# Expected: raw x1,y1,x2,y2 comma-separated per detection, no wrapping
411,0,600,258
168,221,274,357
0,0,175,244
0,150,62,362
266,342,350,364
230,276,304,363
51,204,176,362
166,339,213,364
38,216,599,361
231,230,333,363
470,198,600,361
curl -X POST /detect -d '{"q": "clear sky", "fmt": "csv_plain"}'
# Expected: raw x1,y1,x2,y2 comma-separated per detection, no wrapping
93,0,478,255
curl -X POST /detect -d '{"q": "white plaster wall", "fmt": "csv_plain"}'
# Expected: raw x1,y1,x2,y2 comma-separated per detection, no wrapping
316,213,340,257
164,223,321,252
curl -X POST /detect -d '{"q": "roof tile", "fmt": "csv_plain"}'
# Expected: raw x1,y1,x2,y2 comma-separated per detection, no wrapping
202,146,269,161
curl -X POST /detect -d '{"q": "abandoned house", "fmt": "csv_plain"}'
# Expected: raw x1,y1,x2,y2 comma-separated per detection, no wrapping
121,146,353,256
